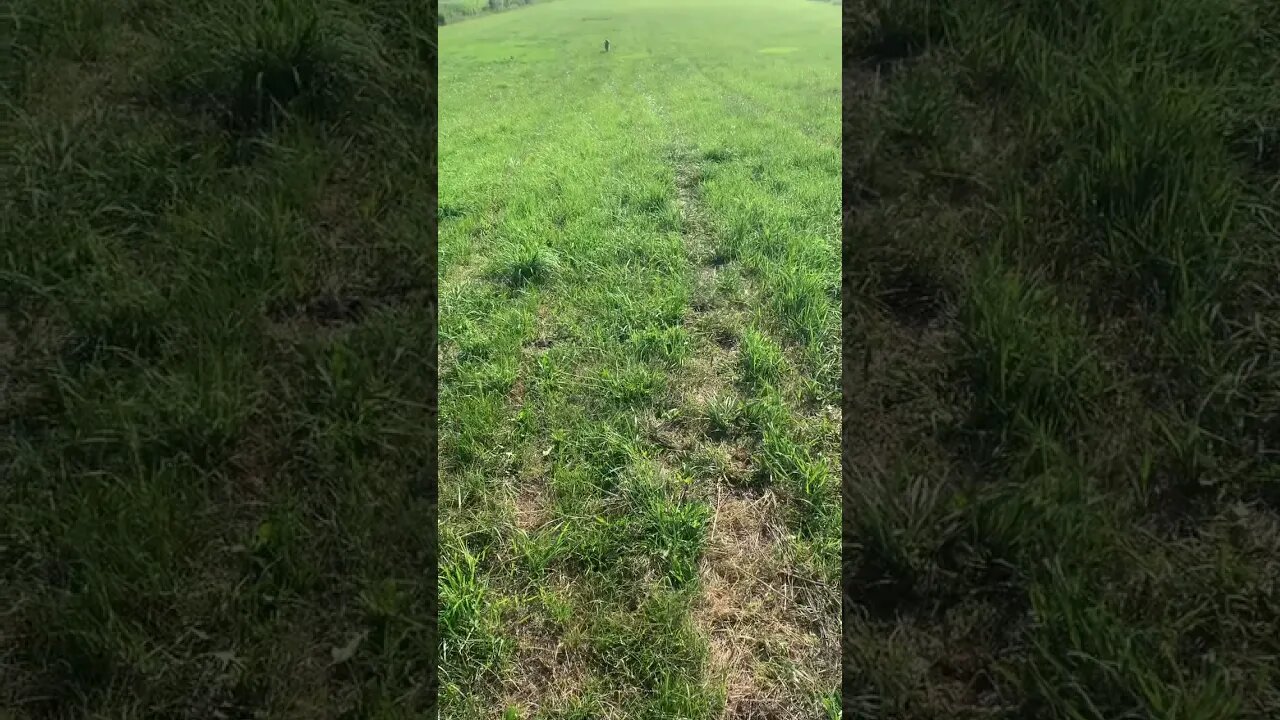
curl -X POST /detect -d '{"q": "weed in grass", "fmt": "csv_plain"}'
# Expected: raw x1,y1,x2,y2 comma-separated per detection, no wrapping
564,421,647,487
556,513,635,580
741,391,791,437
768,264,834,349
163,0,389,134
1056,62,1240,315
600,362,665,408
490,239,561,289
882,61,964,151
629,325,690,366
703,393,742,440
631,477,712,587
738,326,785,390
440,547,510,687
758,428,836,536
960,259,1102,444
820,690,840,720
245,506,316,599
709,228,747,266
685,444,744,486
643,675,723,720
513,524,569,581
846,466,963,616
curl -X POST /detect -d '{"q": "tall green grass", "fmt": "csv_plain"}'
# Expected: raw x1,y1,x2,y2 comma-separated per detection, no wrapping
846,0,1280,716
3,0,439,715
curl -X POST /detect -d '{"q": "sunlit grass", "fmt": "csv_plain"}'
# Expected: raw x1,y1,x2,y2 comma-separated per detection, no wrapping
439,0,840,716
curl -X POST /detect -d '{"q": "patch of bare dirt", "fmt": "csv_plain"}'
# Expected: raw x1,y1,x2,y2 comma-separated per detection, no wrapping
512,478,548,533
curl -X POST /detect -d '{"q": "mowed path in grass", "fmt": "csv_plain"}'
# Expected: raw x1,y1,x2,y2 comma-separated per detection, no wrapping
438,1,840,718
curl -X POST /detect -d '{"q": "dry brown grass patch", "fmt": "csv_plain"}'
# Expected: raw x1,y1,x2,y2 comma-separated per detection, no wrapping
694,492,835,718
496,576,594,716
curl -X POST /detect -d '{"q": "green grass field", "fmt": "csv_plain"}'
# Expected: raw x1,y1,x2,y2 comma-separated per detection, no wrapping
845,0,1280,717
13,0,1275,716
438,0,841,717
440,0,538,25
3,0,439,716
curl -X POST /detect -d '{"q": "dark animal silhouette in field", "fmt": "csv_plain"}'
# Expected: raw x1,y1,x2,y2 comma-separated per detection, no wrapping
604,39,610,52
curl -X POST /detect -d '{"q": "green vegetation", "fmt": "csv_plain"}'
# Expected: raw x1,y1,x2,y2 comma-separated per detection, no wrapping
845,0,1280,717
438,0,839,717
3,0,438,716
440,0,544,26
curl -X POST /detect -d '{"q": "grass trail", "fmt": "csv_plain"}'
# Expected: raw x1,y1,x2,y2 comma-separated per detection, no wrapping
439,1,841,717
